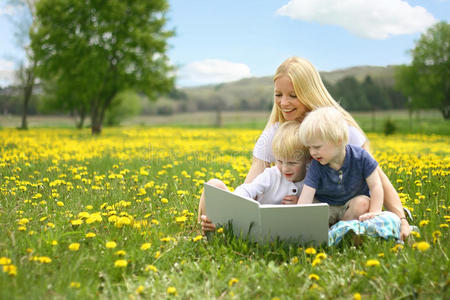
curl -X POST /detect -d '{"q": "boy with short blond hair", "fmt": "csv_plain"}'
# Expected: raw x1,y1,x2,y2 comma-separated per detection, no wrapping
297,107,383,226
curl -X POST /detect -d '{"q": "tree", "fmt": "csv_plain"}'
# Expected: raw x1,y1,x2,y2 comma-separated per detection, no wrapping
7,0,38,130
395,21,450,119
31,0,174,134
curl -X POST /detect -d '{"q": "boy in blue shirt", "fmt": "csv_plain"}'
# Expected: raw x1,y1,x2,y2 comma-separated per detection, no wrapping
297,107,383,226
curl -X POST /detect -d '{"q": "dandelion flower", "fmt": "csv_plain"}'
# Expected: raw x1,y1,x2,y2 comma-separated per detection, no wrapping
70,282,81,288
3,264,17,276
366,259,380,267
68,243,80,251
114,259,128,268
413,241,430,252
115,250,126,256
0,257,12,265
419,220,429,227
192,235,203,242
140,243,151,250
57,201,64,207
228,278,239,287
410,231,421,238
136,285,144,294
106,241,117,249
353,293,362,300
305,247,316,255
167,286,177,295
217,227,224,233
85,232,96,238
308,273,320,281
145,265,158,272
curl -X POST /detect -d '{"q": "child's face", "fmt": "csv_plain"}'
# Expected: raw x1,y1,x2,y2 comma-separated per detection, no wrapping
307,137,343,166
275,158,305,182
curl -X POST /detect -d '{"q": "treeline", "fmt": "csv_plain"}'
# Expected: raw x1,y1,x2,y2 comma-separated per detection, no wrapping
0,74,408,117
148,75,408,116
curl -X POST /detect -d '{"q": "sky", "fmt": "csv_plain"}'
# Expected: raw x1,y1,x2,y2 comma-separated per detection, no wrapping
0,0,449,87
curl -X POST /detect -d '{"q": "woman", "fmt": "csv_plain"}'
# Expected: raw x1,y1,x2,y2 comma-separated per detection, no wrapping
199,56,411,240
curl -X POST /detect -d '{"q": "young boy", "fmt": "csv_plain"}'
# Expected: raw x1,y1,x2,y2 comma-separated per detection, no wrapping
234,121,309,204
297,107,383,226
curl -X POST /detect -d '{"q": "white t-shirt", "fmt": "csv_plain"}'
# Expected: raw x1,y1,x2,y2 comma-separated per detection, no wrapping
253,122,366,163
234,166,304,205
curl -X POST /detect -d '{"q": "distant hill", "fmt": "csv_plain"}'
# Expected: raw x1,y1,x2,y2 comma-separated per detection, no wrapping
146,65,399,114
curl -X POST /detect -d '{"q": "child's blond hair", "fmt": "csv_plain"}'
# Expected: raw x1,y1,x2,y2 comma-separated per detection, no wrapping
298,107,349,146
272,121,309,162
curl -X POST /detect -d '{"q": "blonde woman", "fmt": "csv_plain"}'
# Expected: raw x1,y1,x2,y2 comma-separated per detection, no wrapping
199,56,411,240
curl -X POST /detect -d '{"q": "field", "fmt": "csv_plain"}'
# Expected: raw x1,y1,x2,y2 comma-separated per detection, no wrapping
0,127,449,299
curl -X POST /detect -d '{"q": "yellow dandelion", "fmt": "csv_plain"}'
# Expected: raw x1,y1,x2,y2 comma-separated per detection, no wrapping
106,241,117,249
366,259,380,267
413,241,430,252
419,220,429,227
290,256,299,264
3,264,17,276
115,250,126,256
85,232,96,238
353,292,362,300
308,273,320,281
217,227,224,233
136,285,145,294
140,243,152,250
391,244,404,253
316,253,327,260
167,286,177,295
145,264,158,272
192,235,203,242
410,231,421,238
0,257,12,265
57,201,64,207
305,247,316,255
68,243,80,251
70,282,81,288
38,256,52,264
228,278,239,287
311,258,321,266
378,253,385,257
114,259,128,268
161,198,169,204
154,251,161,259
175,216,187,223
70,219,83,226
51,240,58,246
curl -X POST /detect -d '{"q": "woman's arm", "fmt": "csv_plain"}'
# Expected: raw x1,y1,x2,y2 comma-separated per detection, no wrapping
244,156,270,183
361,142,411,240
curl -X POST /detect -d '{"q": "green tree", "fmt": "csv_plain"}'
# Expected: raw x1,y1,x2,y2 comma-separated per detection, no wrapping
395,21,450,119
31,0,174,134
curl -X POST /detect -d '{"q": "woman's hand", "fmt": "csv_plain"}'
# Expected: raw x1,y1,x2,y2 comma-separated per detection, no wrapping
281,195,299,205
358,211,381,221
400,218,412,241
200,215,216,234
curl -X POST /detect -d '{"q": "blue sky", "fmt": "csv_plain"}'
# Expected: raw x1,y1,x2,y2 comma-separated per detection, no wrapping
1,0,449,87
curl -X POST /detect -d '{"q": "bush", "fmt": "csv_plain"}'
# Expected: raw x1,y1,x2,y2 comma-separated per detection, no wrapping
383,118,397,135
104,90,141,126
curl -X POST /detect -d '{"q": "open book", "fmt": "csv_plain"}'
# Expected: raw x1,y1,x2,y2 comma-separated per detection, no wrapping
204,183,329,245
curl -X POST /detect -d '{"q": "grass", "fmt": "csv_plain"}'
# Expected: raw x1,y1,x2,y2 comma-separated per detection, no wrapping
0,127,449,299
1,109,448,135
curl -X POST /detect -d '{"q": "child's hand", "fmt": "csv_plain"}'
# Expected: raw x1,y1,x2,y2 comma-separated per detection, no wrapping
358,212,381,221
281,195,299,205
200,215,216,234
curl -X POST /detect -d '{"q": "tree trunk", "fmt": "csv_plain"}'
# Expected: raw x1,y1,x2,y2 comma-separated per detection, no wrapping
371,107,376,132
20,66,35,130
76,109,86,129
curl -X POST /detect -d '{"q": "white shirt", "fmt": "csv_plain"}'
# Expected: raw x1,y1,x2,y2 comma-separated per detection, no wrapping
253,123,366,163
234,166,304,205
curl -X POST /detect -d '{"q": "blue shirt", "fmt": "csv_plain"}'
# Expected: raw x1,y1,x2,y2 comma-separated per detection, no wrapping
304,145,378,206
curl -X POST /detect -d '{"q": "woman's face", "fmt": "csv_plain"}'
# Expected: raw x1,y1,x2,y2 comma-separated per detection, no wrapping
274,76,307,122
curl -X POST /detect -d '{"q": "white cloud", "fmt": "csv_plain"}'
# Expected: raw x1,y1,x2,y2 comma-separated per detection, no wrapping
0,59,16,87
276,0,437,39
180,59,251,86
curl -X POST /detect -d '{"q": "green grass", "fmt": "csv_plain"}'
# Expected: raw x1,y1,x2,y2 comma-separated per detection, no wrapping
0,127,448,299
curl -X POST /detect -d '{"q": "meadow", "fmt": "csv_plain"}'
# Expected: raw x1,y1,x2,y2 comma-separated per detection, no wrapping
0,127,449,299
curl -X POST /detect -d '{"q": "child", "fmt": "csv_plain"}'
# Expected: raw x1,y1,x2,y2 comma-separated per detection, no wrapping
233,121,309,205
297,107,383,226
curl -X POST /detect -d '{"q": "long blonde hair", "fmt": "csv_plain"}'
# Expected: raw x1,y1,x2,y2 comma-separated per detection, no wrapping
266,57,364,137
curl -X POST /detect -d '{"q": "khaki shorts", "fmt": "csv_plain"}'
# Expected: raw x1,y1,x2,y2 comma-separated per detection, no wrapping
313,198,350,227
